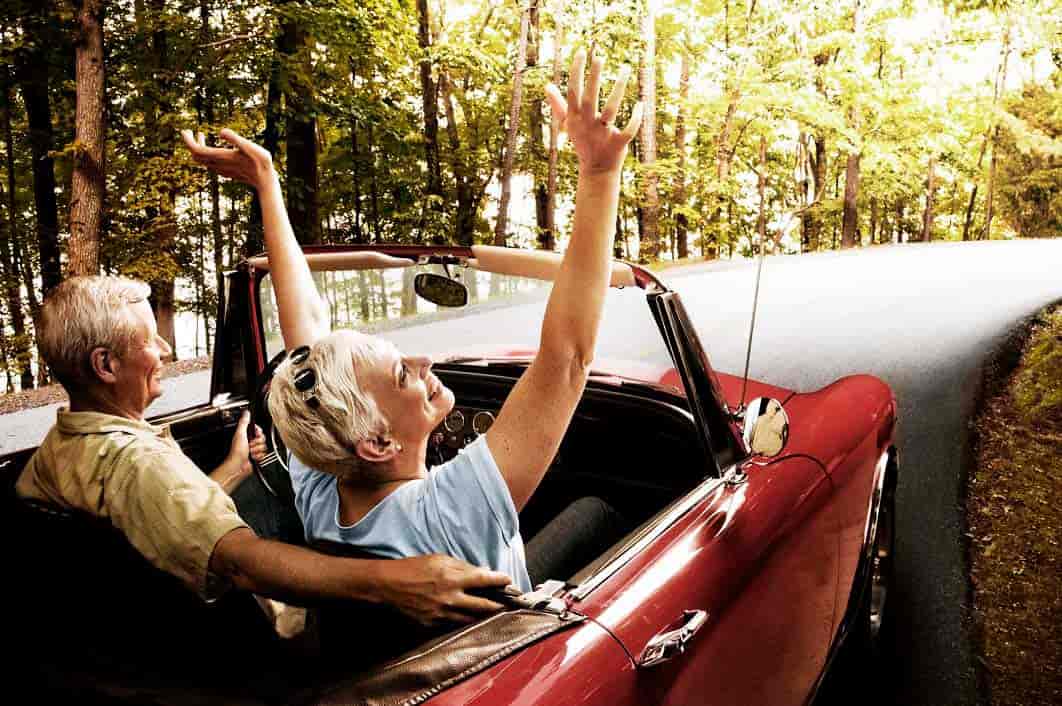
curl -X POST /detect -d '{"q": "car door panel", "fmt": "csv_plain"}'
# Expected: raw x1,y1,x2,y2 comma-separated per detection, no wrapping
575,456,835,706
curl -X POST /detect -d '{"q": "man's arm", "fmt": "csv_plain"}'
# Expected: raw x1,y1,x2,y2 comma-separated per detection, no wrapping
486,50,642,510
180,129,327,350
210,528,510,625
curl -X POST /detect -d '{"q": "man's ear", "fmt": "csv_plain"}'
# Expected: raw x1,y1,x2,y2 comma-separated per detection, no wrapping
89,347,119,385
355,436,400,464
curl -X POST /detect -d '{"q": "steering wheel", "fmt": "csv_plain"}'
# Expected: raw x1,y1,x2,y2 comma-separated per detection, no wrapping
248,350,296,506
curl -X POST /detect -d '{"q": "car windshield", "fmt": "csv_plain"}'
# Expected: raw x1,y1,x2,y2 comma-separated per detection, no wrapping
258,261,676,387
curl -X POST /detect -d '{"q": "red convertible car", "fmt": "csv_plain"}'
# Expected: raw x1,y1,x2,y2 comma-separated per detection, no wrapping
0,244,897,705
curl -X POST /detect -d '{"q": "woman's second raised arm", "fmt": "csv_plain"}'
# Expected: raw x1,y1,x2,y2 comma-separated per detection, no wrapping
181,129,328,349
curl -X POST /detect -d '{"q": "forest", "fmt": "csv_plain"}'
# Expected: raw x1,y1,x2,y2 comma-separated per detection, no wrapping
0,0,1059,392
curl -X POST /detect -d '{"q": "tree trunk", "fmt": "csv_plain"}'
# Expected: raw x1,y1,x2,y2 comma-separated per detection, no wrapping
756,135,767,250
545,25,562,252
803,50,831,252
869,198,879,244
68,0,106,277
367,121,381,240
808,132,826,250
16,5,61,297
142,0,177,358
841,150,860,248
0,65,31,390
439,71,477,246
638,6,660,262
282,18,321,245
247,35,283,256
674,44,689,259
980,30,1010,241
199,1,225,316
921,156,937,242
526,0,550,251
416,0,442,222
707,95,738,260
493,8,530,247
840,1,862,249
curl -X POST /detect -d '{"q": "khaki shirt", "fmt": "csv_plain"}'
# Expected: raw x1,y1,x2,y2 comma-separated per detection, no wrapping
16,409,248,599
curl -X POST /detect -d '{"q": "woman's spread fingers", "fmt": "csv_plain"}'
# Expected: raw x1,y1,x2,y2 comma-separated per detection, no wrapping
180,129,201,152
600,65,631,126
219,127,249,150
582,52,603,117
544,83,568,126
567,48,586,115
621,101,644,141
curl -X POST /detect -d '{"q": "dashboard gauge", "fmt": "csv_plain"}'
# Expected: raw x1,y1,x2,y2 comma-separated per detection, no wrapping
444,410,465,433
472,411,495,435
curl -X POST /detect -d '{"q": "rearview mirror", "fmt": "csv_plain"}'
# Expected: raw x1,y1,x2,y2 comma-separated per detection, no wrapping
741,397,789,457
414,273,468,308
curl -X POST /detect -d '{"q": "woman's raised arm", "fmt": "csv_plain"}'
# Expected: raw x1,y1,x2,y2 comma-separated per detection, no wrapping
181,129,328,349
486,51,642,510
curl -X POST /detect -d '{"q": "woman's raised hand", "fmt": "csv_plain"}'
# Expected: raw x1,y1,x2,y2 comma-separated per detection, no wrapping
180,128,276,190
544,49,642,175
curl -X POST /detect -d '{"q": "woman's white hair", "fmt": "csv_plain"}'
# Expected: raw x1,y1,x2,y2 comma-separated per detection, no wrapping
268,330,390,479
38,275,152,391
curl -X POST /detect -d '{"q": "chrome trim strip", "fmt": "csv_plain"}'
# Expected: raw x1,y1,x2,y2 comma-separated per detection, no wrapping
568,469,731,600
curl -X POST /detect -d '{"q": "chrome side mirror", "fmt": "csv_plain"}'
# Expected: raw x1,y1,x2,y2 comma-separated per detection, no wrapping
741,397,789,457
414,273,468,307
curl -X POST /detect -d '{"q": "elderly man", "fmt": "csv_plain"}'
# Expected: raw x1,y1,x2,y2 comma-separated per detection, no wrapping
15,275,510,625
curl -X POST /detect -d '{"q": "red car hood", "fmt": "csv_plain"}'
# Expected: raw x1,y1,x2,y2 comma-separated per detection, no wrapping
437,346,795,408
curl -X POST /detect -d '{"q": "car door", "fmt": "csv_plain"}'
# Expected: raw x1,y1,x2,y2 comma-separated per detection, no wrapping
562,287,840,705
570,454,837,706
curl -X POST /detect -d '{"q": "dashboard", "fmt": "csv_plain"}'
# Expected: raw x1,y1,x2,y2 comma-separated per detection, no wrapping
427,406,496,466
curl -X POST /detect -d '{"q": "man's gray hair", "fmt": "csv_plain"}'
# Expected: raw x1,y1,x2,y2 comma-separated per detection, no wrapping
268,330,390,479
39,275,152,391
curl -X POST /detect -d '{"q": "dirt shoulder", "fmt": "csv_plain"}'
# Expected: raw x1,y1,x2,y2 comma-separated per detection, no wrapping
0,356,211,416
968,304,1062,706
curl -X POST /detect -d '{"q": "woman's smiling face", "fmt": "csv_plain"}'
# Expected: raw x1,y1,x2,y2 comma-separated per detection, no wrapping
357,337,454,448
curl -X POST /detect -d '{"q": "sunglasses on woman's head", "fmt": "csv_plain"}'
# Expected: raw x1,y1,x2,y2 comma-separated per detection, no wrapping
289,345,319,409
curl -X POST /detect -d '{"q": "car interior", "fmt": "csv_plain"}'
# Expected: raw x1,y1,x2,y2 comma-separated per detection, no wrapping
2,364,704,704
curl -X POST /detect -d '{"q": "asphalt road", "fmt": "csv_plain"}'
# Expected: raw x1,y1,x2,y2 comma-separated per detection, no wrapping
2,239,1059,704
661,240,1062,706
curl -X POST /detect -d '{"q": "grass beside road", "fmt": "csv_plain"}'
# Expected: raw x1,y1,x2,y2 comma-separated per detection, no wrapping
968,304,1062,706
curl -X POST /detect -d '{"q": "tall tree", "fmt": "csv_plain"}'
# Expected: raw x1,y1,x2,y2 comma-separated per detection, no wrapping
0,54,32,390
674,40,689,259
637,4,660,262
840,0,863,249
198,0,224,313
527,0,551,250
545,22,562,253
920,156,937,242
16,2,61,296
68,0,106,276
979,25,1011,240
282,12,321,244
416,0,442,224
493,6,530,247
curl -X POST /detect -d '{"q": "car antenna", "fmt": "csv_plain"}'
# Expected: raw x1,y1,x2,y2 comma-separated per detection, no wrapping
737,224,767,416
737,197,813,416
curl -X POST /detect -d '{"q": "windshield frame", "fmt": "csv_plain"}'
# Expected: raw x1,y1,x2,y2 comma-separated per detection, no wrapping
243,244,743,473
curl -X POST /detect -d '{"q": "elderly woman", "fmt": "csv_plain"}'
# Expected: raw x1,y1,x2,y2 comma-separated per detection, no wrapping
183,50,640,592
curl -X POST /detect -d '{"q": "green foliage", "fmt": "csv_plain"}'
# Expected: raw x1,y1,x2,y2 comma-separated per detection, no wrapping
1013,307,1062,426
0,0,1059,391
